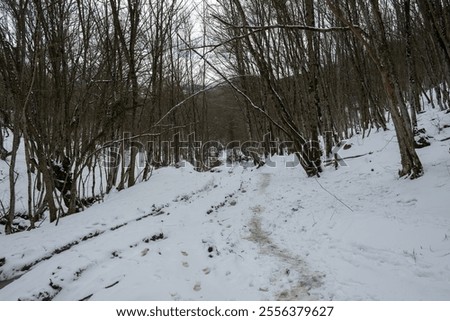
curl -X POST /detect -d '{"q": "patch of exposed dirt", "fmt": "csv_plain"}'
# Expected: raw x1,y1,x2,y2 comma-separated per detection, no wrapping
247,205,324,300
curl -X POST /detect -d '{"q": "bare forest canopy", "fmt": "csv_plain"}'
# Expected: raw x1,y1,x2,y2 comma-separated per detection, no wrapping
0,0,449,234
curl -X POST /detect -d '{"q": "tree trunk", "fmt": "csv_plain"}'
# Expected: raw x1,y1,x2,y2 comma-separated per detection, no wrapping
327,0,424,178
370,0,423,178
404,0,421,128
5,127,20,234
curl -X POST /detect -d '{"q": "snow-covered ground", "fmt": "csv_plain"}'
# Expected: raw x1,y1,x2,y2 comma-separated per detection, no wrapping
0,109,449,301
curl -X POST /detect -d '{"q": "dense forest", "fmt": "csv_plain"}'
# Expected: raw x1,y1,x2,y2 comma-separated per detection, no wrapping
0,0,449,234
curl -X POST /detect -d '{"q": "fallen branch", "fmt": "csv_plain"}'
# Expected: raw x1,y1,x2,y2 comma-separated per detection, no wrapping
342,152,373,160
324,152,373,167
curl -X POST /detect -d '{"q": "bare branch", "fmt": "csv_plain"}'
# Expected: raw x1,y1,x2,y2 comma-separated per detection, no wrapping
212,13,358,33
176,32,292,139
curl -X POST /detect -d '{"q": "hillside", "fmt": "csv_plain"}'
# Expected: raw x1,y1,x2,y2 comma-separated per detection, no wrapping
0,109,449,300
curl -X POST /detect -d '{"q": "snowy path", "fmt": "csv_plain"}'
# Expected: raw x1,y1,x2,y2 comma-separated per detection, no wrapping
0,166,323,300
246,174,323,300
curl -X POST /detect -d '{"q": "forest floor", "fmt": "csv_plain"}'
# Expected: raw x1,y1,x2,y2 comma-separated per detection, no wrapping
0,108,449,300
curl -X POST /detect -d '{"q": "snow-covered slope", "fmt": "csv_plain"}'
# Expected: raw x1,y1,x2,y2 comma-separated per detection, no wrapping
0,109,449,300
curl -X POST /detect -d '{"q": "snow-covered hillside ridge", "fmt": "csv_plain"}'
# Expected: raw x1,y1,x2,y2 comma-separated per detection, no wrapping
0,109,449,300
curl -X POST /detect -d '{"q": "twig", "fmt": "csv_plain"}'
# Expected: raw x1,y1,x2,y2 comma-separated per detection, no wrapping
37,214,47,228
377,135,396,152
314,178,354,213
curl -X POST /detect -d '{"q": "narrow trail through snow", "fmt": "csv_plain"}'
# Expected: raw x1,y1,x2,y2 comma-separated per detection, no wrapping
1,168,326,300
247,173,323,300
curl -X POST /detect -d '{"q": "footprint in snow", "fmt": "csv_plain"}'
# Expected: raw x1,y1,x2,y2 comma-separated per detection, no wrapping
193,282,202,292
397,198,418,206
